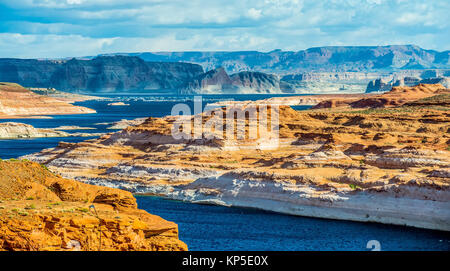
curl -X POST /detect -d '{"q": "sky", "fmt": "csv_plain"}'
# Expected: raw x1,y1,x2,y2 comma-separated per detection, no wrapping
0,0,449,58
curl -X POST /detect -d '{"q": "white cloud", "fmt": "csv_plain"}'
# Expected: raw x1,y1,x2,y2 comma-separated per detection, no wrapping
0,32,275,58
0,0,448,57
0,33,117,58
66,0,84,5
247,8,262,20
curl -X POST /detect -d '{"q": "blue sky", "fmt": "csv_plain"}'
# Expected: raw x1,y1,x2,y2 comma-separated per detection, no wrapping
0,0,448,58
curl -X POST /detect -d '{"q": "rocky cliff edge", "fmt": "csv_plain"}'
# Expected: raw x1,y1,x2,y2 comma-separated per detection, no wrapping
0,160,187,251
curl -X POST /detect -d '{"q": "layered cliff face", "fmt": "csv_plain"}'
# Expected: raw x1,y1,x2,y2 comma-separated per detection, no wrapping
23,88,450,231
0,56,203,93
0,160,187,251
181,67,235,93
230,71,286,93
183,67,450,94
181,68,285,94
3,46,448,94
0,83,96,118
107,45,450,74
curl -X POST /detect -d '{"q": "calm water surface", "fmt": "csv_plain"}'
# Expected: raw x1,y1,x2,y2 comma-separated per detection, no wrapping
136,196,450,251
1,94,448,251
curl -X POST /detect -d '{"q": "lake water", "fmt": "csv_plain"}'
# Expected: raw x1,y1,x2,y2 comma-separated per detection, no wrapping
1,94,449,251
136,196,450,251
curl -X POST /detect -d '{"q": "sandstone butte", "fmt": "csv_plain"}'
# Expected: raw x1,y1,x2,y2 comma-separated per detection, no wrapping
0,160,187,251
0,82,96,118
23,84,450,231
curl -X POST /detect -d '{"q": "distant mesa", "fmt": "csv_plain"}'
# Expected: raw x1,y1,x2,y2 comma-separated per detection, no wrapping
101,45,450,74
0,45,449,94
0,56,203,93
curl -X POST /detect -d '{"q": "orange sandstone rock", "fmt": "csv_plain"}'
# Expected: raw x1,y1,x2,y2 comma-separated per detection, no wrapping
0,82,96,118
0,160,187,251
313,83,449,109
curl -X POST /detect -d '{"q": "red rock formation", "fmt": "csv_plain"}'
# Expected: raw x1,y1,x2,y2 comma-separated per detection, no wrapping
0,160,187,251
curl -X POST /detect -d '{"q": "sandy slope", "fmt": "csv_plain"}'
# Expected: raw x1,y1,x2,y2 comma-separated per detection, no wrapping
0,83,95,118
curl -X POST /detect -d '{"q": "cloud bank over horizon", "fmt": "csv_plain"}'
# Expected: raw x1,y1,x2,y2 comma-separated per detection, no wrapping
0,0,448,58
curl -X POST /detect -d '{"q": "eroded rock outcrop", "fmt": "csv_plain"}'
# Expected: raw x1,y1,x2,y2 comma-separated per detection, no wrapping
0,160,187,251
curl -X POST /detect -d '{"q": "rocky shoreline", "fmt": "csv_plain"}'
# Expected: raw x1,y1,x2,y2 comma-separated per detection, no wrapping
0,122,104,139
23,84,450,232
81,177,450,231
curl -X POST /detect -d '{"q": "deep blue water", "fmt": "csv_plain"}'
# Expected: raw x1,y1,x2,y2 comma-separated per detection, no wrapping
1,94,449,251
136,196,450,251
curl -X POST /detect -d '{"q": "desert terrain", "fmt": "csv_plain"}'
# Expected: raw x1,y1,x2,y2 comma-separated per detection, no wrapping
23,84,450,231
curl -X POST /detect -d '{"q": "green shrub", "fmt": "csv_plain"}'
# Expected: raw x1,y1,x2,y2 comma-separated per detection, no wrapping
348,184,361,190
25,204,36,210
